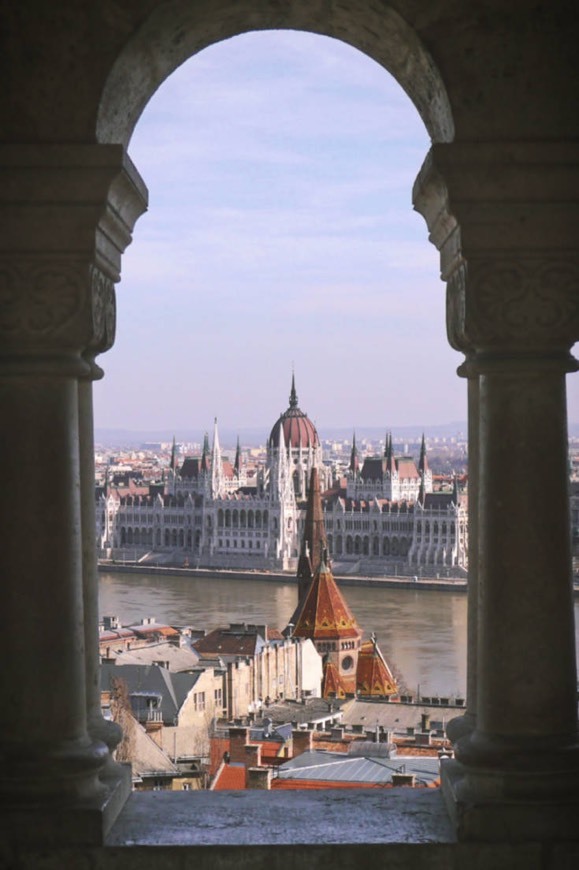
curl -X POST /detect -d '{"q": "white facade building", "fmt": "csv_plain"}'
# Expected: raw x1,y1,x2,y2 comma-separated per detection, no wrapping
96,379,467,574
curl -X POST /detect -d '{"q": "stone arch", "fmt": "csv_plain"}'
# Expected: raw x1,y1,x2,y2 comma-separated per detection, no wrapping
96,3,453,148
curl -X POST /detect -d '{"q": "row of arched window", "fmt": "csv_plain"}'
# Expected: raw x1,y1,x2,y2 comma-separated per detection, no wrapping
327,534,411,557
217,508,269,529
119,526,200,549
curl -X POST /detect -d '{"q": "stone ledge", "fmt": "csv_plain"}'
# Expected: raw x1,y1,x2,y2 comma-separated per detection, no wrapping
106,789,455,846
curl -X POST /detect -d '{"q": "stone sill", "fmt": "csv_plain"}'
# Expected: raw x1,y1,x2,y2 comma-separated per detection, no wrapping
107,788,456,846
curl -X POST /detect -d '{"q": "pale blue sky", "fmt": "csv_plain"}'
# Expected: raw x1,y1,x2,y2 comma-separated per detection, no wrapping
93,31,578,433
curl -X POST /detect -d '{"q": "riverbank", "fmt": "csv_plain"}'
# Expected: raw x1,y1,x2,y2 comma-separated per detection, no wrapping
97,561,468,593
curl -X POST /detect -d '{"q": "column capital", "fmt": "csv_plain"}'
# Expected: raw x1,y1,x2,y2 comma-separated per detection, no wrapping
413,142,579,358
0,145,147,371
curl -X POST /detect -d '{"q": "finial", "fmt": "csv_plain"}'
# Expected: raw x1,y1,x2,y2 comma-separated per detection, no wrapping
289,371,298,408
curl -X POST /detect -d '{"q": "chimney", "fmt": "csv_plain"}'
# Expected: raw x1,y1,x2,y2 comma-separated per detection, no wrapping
246,767,272,790
292,729,313,756
228,727,250,763
392,773,416,787
244,743,262,770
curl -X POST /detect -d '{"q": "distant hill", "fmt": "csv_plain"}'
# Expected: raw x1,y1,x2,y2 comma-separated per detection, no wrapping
95,420,579,449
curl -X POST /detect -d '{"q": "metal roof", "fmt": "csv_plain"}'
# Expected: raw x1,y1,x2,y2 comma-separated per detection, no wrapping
275,750,440,786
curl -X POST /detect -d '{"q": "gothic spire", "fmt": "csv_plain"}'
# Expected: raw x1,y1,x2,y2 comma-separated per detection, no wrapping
452,473,459,505
210,418,225,498
169,435,176,471
234,435,241,476
385,432,395,474
289,371,298,409
295,466,328,609
201,431,210,472
349,431,359,475
418,474,425,506
418,433,429,475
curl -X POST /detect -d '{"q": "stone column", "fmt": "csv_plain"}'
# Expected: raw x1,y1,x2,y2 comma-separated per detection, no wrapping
0,145,147,846
414,142,579,841
447,359,478,743
78,259,130,800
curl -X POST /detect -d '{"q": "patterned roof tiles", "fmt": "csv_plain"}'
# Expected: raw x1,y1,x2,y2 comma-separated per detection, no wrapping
292,557,361,642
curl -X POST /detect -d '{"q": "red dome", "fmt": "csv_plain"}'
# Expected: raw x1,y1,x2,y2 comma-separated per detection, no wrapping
269,378,319,449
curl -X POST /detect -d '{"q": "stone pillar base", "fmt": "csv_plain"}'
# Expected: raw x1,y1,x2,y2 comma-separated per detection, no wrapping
442,758,579,843
0,763,132,848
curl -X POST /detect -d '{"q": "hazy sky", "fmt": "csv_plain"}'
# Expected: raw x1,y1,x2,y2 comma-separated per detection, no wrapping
93,30,577,433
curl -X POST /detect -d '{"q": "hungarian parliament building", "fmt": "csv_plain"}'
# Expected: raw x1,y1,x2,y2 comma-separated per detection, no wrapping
96,378,468,576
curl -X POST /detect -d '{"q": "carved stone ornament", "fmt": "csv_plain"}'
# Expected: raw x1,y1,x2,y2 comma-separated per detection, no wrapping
447,258,579,353
0,261,82,337
89,264,116,353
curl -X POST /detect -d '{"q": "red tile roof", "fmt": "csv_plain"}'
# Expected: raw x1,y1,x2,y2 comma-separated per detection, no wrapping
292,559,361,642
271,779,385,790
356,639,398,697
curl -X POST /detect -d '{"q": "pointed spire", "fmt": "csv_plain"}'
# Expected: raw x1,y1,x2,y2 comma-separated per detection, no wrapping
349,431,359,475
452,473,459,505
289,371,298,409
201,431,210,472
418,433,429,475
385,432,395,474
294,467,328,609
274,423,293,503
170,435,176,471
234,435,241,476
418,474,425,506
210,418,225,498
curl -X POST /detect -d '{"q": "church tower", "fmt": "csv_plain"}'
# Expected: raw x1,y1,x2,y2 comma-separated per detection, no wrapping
291,549,362,698
289,466,327,628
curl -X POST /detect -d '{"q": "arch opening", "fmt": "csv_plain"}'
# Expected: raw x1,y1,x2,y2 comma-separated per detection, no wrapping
96,3,454,147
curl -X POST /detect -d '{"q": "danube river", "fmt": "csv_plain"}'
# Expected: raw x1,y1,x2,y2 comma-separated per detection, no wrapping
99,570,579,700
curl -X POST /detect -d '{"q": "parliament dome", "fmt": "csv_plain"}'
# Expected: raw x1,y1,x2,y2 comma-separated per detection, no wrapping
269,377,319,450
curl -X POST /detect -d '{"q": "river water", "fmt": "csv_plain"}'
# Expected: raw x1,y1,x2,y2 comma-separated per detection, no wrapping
99,571,579,699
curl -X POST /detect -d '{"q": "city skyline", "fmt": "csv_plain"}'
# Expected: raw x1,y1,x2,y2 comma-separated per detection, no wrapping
93,30,578,431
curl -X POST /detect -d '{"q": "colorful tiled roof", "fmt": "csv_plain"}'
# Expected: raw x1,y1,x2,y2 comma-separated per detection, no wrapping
322,660,357,699
292,556,361,642
356,638,398,697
